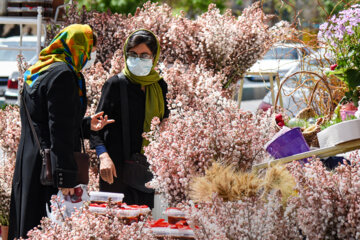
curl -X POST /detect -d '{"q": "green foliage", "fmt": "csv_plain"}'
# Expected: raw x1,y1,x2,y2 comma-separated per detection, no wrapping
74,0,153,14
0,215,9,226
320,113,356,130
0,104,8,110
72,0,227,16
321,3,360,105
169,0,227,17
270,0,296,22
321,0,353,17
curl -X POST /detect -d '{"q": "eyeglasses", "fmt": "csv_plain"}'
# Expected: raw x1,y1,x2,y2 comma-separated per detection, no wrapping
127,51,153,60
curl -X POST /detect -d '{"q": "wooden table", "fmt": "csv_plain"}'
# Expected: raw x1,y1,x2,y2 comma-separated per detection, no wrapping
237,71,283,108
252,139,360,171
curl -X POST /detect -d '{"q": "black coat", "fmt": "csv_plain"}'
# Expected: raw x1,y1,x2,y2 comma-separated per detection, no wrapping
9,62,91,239
90,73,169,208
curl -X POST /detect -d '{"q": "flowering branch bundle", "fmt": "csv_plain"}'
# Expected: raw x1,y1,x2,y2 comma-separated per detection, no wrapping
0,105,21,163
26,196,155,239
184,193,301,240
145,89,276,205
195,2,289,83
287,157,360,239
161,62,227,111
185,162,299,239
48,1,292,82
0,161,14,226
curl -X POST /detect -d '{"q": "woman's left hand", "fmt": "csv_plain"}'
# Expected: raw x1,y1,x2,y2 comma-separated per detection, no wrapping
90,111,115,131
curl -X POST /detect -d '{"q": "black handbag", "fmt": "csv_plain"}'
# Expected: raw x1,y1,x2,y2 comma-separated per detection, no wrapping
118,74,154,193
21,88,90,186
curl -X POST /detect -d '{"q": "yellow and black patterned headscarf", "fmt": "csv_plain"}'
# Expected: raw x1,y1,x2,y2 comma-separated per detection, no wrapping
24,24,94,102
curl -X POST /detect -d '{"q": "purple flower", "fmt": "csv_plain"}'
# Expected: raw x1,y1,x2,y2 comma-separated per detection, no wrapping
346,26,355,35
349,17,360,26
319,22,328,31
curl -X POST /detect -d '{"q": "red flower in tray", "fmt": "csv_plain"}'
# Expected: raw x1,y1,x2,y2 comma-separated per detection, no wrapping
164,207,188,225
64,186,83,203
170,220,192,230
275,114,285,127
149,219,170,228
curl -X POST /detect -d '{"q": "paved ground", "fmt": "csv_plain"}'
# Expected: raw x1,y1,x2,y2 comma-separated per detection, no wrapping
239,99,262,112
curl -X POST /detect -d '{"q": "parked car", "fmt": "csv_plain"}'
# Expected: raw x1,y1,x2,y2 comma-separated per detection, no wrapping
239,43,310,102
246,43,309,82
0,36,42,105
258,50,335,116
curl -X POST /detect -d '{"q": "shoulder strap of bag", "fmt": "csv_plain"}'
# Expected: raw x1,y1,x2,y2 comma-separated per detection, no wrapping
21,64,86,155
79,125,86,154
117,74,131,160
20,89,43,154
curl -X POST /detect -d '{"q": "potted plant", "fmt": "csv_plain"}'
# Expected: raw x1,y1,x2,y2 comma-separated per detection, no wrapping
0,161,14,240
0,180,11,240
318,4,360,111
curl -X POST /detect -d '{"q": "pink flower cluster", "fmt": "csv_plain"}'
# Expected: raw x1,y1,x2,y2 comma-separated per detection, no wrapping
82,63,109,113
0,105,21,163
180,155,360,239
287,157,360,239
0,160,15,225
162,62,227,111
184,193,301,239
26,196,156,239
144,73,276,205
48,1,292,83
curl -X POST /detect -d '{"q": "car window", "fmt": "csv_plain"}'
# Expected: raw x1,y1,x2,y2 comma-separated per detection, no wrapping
0,50,36,61
0,41,37,62
264,47,299,60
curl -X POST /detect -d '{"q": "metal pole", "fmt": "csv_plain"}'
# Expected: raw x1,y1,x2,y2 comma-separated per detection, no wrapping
36,6,43,58
20,23,23,56
43,24,47,48
270,74,275,105
276,74,283,108
237,77,244,108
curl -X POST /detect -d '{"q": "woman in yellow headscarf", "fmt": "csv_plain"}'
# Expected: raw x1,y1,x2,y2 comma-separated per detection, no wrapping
91,29,169,208
9,24,113,239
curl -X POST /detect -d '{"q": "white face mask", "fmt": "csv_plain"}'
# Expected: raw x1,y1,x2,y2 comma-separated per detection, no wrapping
83,50,97,70
126,56,153,76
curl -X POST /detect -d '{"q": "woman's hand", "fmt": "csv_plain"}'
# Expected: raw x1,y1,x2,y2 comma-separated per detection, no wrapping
99,152,117,184
90,111,115,131
59,188,75,196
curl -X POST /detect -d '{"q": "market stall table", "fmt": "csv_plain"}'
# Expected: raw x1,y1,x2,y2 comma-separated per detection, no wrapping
252,138,360,171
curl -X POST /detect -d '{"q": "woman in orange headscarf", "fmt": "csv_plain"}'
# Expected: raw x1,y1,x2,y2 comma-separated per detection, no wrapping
9,24,113,239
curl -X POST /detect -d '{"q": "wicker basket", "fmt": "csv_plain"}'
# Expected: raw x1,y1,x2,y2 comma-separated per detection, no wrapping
274,71,334,147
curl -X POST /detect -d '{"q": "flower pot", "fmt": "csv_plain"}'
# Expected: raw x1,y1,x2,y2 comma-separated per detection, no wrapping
317,119,360,148
1,225,9,240
266,127,310,159
340,109,357,121
340,102,357,120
